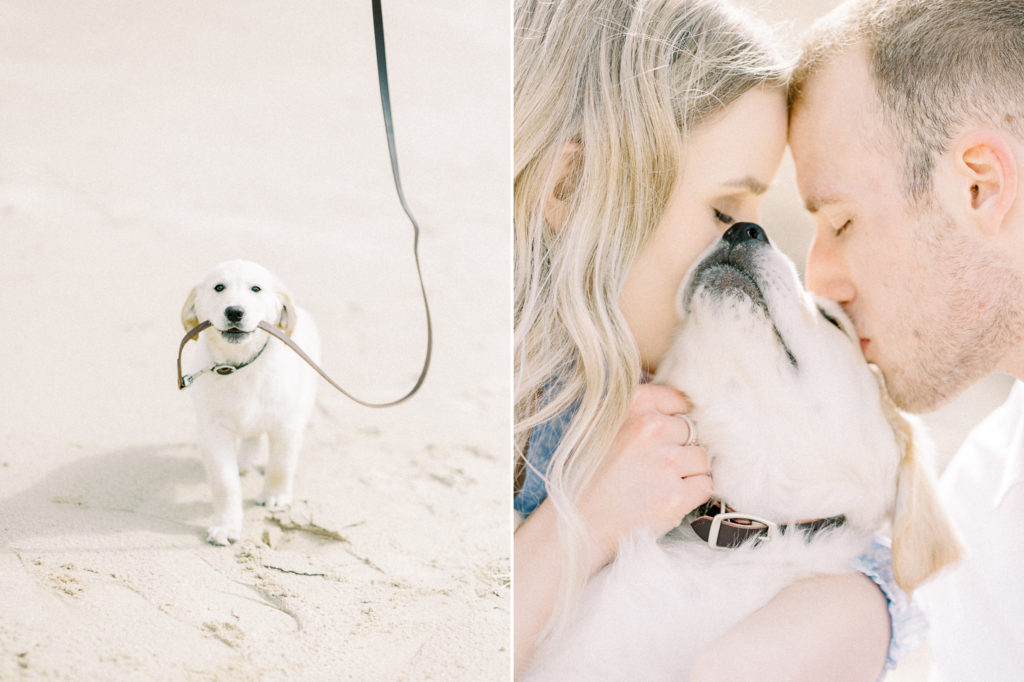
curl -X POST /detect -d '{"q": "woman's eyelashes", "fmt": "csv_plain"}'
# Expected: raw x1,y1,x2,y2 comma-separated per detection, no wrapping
713,208,734,226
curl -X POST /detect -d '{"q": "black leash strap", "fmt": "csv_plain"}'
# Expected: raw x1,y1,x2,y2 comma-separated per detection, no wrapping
369,0,433,404
177,2,431,406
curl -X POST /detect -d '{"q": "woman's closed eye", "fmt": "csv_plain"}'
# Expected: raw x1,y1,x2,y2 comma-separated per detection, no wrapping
834,219,851,237
713,208,734,226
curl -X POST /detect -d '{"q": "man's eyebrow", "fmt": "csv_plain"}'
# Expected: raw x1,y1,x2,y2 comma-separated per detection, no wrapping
718,176,769,196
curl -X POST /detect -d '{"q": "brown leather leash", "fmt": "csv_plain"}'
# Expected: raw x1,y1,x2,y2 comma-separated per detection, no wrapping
178,320,427,408
176,1,431,407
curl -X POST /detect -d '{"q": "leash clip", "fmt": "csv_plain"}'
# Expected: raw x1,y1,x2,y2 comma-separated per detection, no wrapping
707,512,779,549
180,373,195,390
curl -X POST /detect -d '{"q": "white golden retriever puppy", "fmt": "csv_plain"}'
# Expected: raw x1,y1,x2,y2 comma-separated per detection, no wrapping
525,223,962,680
181,259,319,545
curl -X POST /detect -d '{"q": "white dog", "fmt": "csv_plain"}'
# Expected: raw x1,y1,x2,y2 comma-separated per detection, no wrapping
524,223,962,680
180,259,320,545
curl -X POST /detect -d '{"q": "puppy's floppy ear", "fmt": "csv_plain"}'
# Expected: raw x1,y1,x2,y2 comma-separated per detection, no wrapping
277,287,297,336
181,286,199,332
870,365,964,594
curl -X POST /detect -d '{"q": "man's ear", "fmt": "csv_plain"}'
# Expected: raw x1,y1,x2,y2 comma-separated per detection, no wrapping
543,141,582,232
953,131,1017,236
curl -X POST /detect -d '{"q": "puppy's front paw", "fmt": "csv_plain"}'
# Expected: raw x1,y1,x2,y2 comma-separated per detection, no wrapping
260,491,293,511
206,523,241,546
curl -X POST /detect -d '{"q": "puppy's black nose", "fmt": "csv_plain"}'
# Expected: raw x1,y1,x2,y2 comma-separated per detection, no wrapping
225,306,244,323
723,222,770,246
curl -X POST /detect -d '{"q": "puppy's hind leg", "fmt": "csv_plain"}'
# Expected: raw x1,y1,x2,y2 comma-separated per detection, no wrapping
199,426,244,545
261,428,302,510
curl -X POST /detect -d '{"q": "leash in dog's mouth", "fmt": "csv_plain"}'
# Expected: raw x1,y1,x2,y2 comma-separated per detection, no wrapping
178,325,270,388
689,499,846,549
177,320,265,388
177,319,423,408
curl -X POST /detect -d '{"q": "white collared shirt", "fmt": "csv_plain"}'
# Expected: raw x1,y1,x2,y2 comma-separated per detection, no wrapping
918,379,1024,680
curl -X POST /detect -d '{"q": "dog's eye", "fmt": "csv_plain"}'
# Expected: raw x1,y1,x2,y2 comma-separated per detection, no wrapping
251,285,261,293
214,284,225,292
819,307,844,332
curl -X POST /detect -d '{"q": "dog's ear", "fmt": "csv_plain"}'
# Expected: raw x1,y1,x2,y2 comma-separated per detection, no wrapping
277,288,297,336
181,286,199,332
890,421,964,594
872,366,964,594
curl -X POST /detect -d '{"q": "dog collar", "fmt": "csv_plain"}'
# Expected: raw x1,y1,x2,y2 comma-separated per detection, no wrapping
179,335,269,389
690,499,846,549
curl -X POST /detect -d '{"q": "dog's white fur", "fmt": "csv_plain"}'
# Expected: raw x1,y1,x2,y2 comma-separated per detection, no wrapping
181,259,319,545
524,230,962,680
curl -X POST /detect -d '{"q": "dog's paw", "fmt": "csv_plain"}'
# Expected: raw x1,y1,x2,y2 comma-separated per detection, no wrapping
206,523,241,546
260,491,293,511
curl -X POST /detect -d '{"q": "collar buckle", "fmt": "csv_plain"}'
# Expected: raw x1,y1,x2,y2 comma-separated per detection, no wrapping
706,511,779,549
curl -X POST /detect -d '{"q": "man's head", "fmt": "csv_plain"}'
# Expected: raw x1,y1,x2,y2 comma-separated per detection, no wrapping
789,0,1024,412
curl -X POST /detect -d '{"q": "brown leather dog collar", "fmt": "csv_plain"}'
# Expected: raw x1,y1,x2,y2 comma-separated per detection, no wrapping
690,500,846,549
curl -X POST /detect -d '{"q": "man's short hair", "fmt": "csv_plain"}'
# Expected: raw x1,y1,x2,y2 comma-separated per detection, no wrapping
790,0,1024,201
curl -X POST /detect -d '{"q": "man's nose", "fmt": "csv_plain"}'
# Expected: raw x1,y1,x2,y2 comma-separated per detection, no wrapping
805,233,856,305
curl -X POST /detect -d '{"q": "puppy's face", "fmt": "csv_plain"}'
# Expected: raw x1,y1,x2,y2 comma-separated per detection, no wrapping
656,224,900,528
181,260,295,354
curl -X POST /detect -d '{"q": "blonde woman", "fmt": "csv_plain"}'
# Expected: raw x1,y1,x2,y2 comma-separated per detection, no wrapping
514,0,916,677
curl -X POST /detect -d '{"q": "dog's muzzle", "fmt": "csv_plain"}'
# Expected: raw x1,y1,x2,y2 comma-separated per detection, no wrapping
683,222,771,311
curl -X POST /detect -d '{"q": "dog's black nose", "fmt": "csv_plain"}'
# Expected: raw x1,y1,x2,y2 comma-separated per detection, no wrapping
723,222,770,246
225,306,244,323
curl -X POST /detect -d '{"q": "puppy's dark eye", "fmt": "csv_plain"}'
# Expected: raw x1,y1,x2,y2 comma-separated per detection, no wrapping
214,283,225,292
819,307,843,332
251,285,261,293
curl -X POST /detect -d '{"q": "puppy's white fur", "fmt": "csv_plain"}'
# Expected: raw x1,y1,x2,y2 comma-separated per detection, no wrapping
181,259,319,545
525,231,961,680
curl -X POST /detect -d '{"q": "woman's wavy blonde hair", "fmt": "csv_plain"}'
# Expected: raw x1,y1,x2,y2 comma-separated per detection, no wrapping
514,0,789,632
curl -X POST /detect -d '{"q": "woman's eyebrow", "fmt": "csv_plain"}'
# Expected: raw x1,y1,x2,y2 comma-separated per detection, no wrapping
718,176,769,196
804,196,842,214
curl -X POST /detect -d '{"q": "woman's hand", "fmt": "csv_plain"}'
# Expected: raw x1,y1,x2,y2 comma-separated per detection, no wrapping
514,383,710,674
578,383,713,572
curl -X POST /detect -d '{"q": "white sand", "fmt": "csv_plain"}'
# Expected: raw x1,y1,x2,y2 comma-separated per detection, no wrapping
0,1,510,679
